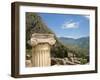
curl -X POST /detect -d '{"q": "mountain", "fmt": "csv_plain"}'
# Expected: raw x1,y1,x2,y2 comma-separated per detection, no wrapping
26,12,68,58
26,12,54,42
59,37,89,59
59,37,89,49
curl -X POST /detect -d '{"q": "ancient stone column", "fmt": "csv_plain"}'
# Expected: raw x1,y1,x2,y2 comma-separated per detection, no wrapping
28,33,56,67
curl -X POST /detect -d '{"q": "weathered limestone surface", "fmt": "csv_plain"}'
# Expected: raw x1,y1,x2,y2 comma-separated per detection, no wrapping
28,33,56,67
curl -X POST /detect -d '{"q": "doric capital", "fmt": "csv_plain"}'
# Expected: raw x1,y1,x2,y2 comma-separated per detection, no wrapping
28,33,56,46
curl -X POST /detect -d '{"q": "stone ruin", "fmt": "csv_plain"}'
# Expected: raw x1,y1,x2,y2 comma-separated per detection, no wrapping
28,33,56,67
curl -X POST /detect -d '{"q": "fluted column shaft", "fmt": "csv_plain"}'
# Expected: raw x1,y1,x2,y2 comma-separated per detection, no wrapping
32,44,50,67
28,33,56,67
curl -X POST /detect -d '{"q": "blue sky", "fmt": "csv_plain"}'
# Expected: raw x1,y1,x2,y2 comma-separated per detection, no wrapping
39,13,90,39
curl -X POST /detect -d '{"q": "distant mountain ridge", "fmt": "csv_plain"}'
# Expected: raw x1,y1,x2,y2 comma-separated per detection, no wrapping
59,37,89,49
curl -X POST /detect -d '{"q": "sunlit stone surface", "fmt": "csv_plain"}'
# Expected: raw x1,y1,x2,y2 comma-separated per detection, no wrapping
28,33,56,67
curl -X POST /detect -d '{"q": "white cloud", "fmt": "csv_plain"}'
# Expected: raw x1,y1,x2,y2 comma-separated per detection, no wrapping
62,20,79,29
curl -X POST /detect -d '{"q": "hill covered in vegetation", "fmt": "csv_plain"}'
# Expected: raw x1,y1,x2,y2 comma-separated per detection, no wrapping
59,37,89,60
26,12,68,58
